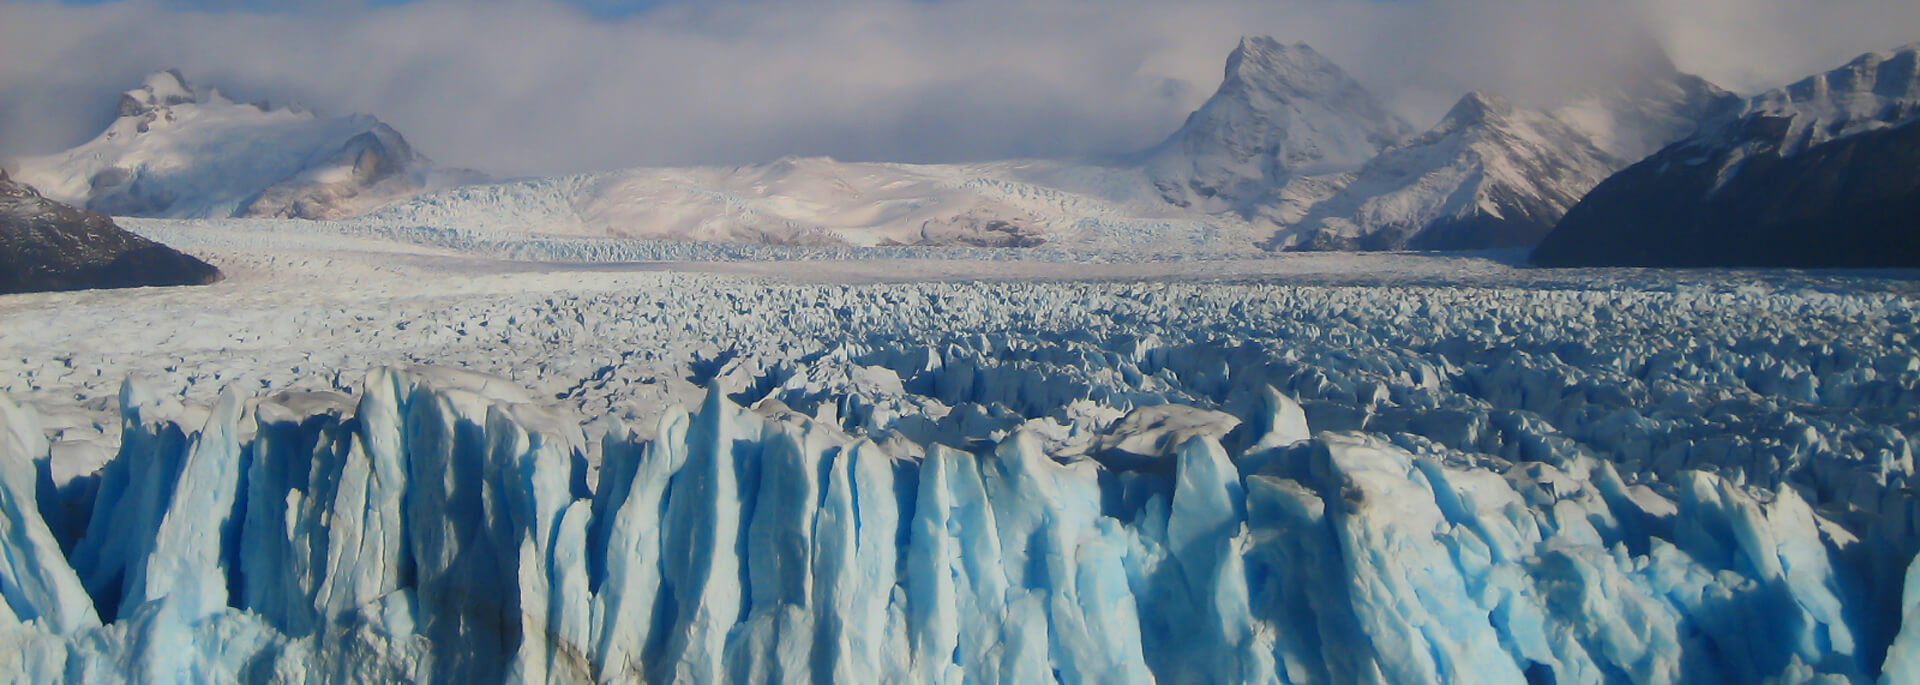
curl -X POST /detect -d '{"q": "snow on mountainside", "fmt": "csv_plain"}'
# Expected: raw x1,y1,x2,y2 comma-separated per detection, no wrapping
1276,92,1622,251
1119,35,1735,252
1733,42,1920,155
1534,42,1920,267
1268,51,1737,252
367,157,1269,250
1143,37,1414,220
11,39,1756,253
6,70,477,220
1548,46,1743,163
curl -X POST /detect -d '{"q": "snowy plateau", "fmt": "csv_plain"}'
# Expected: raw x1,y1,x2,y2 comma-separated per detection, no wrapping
0,214,1918,684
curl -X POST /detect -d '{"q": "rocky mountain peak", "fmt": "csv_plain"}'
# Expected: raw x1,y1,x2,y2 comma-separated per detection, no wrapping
1433,91,1513,132
1146,37,1413,212
1784,43,1920,103
1220,38,1347,99
1731,42,1920,154
116,69,199,119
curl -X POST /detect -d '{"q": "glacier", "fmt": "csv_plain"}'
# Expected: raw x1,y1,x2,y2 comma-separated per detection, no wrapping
3,235,1918,683
4,288,1919,682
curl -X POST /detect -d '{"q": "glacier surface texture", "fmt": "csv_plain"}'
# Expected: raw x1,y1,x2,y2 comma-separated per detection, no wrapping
3,273,1920,683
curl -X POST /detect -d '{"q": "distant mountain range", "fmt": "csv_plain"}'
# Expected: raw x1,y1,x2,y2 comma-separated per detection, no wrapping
7,70,481,221
4,40,1912,263
1148,38,1738,252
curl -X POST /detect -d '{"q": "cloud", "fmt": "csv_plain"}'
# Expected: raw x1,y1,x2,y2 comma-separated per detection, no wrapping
1,0,1915,176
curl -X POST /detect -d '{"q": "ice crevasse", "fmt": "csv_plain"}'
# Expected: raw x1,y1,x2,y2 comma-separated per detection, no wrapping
1,365,1917,683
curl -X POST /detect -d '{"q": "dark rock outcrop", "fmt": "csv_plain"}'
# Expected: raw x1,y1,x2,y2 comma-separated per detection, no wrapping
239,122,427,220
0,171,222,294
1532,44,1920,268
1531,119,1920,267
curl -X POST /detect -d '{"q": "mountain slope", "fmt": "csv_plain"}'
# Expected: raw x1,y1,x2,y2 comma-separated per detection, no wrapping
1143,38,1413,218
0,170,220,294
1267,53,1736,252
1278,92,1623,251
1549,47,1743,163
1533,43,1920,267
354,36,1735,254
1133,36,1733,252
362,157,1267,250
7,70,473,220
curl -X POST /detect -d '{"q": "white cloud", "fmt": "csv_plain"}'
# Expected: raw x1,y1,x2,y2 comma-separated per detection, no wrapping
1,0,1914,176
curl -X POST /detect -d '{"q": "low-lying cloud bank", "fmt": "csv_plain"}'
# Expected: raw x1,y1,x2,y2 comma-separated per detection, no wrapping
2,0,1915,176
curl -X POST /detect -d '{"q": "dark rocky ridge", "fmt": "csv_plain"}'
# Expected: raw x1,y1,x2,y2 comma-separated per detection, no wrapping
0,170,221,294
1531,119,1920,267
1532,45,1920,268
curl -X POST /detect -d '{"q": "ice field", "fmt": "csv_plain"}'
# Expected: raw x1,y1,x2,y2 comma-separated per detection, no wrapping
3,218,1920,682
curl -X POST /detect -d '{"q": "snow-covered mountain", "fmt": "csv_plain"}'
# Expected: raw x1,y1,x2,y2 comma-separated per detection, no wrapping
366,157,1267,250
1123,35,1736,252
1275,92,1622,250
1267,53,1737,251
365,36,1717,253
367,37,1452,252
1735,42,1920,154
6,70,477,220
1143,37,1414,221
1534,43,1920,267
4,39,1758,253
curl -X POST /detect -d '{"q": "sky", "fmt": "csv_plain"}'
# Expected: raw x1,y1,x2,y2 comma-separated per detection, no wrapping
2,0,1916,176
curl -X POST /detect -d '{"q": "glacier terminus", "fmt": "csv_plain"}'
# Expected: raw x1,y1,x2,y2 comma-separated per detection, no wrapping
3,257,1919,683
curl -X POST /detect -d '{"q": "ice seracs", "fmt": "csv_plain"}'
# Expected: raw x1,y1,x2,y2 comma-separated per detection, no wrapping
2,254,1918,682
2,236,1919,680
2,356,1915,681
7,70,476,220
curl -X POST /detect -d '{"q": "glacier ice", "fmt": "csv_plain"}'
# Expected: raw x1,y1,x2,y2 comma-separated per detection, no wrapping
3,252,1919,682
2,348,1916,682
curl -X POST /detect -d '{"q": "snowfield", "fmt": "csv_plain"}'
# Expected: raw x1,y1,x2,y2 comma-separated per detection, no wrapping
2,220,1920,683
